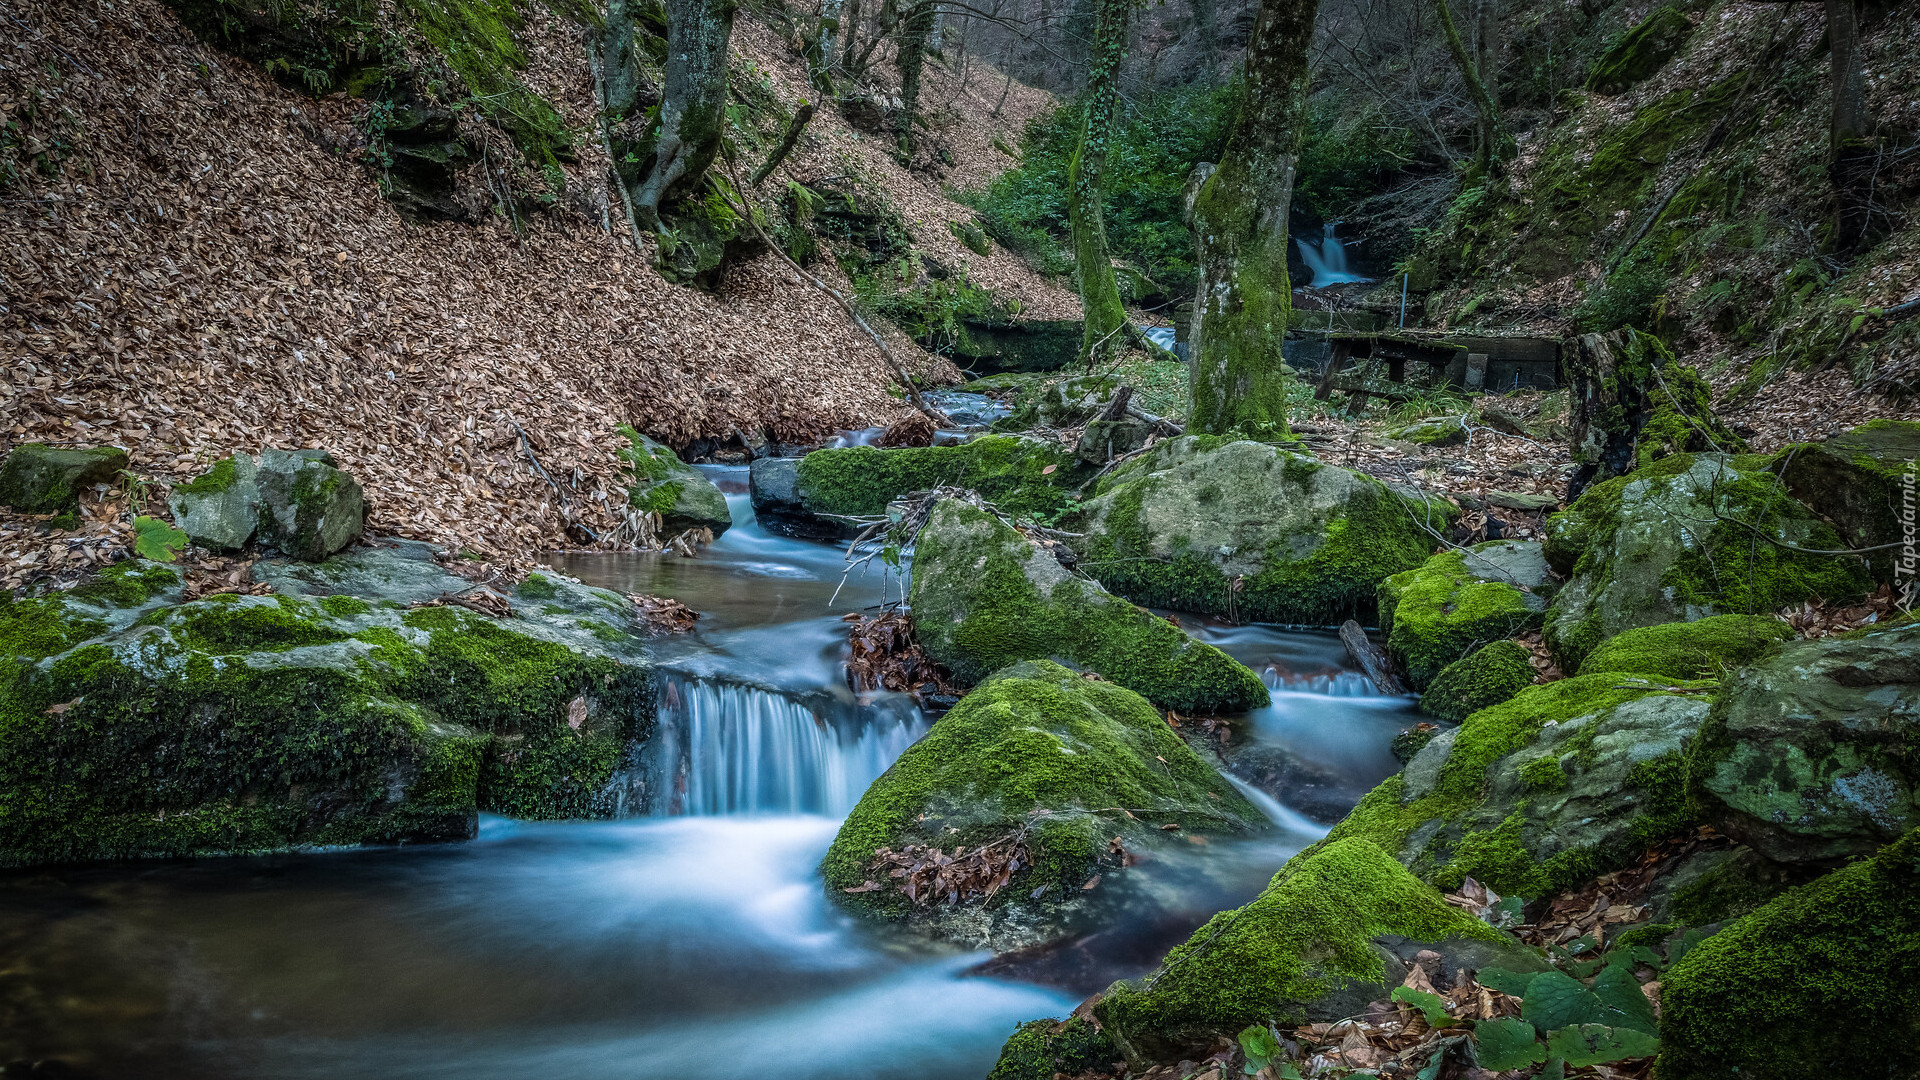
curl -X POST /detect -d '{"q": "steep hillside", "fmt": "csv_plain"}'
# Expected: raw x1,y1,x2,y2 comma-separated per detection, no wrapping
0,0,1075,578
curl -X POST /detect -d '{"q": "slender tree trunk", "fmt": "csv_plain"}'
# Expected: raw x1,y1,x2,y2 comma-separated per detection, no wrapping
1474,0,1499,140
927,4,945,52
601,0,647,119
1069,0,1131,362
819,0,845,74
634,0,738,228
1187,0,1319,436
1065,0,1094,90
895,0,936,156
1827,0,1874,250
839,0,863,70
1191,0,1219,85
1434,0,1509,174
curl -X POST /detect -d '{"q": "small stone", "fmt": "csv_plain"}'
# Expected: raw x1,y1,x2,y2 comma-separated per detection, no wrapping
1485,490,1559,513
167,453,261,552
256,449,366,561
0,443,129,513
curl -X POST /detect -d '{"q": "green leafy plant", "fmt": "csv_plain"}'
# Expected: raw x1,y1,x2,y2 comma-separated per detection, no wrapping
133,516,189,562
1470,960,1661,1073
1391,985,1452,1027
1235,1023,1302,1078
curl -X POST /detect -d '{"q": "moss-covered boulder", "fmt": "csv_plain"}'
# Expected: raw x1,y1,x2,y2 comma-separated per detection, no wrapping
988,1017,1118,1080
1329,674,1713,898
1419,639,1535,722
1073,437,1456,626
820,659,1262,949
991,374,1121,433
1380,541,1551,689
748,436,1081,541
910,499,1268,714
1542,453,1871,671
254,449,366,561
1090,838,1546,1062
1382,416,1467,447
1581,614,1794,682
0,443,128,514
1655,826,1920,1080
1775,420,1920,583
1691,622,1920,864
619,428,731,537
1586,6,1694,95
168,453,262,551
0,543,655,867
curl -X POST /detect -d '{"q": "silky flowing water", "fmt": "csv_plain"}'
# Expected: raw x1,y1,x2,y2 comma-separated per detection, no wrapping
0,467,1424,1079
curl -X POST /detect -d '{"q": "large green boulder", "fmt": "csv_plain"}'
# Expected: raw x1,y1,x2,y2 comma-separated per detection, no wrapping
167,453,262,551
748,436,1080,541
1330,673,1713,898
1380,541,1551,689
1419,639,1536,722
0,543,655,867
1775,419,1920,583
992,374,1120,432
1586,6,1693,94
1090,838,1546,1062
619,428,731,537
909,498,1269,714
0,443,128,513
1543,453,1871,671
254,449,366,561
1581,614,1794,682
1691,622,1920,864
1073,437,1456,626
820,659,1262,949
1655,827,1920,1080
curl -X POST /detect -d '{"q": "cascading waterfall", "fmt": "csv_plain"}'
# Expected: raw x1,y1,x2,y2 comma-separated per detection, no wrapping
1261,666,1394,697
631,675,928,816
1296,222,1371,288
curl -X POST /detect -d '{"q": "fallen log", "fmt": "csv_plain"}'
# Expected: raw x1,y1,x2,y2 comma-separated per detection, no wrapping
1339,619,1407,695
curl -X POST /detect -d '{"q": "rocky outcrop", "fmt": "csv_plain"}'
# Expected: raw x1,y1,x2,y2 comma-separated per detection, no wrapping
1330,673,1713,898
1543,453,1871,671
1074,437,1456,626
1656,826,1919,1080
1089,838,1547,1062
0,542,654,867
909,498,1269,714
1379,541,1551,689
1419,639,1536,723
1585,6,1693,94
167,449,366,560
820,659,1263,950
1579,613,1794,682
619,428,731,537
1692,622,1920,864
0,443,128,514
748,436,1080,540
1774,419,1920,583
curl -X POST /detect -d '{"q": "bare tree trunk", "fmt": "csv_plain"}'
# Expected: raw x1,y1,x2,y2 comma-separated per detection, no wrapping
1434,0,1510,174
1190,0,1219,85
601,0,646,119
1065,0,1093,90
1827,0,1874,251
634,0,738,229
1069,0,1130,362
819,0,846,75
1187,0,1320,436
895,0,936,156
839,0,864,70
1474,0,1499,143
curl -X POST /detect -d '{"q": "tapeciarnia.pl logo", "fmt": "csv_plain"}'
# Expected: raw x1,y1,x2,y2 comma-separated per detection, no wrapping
1902,458,1917,582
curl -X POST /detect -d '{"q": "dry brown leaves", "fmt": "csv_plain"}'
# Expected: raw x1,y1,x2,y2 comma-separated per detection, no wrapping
1780,583,1915,639
627,593,700,635
876,413,937,447
1512,828,1734,952
180,556,270,600
843,832,1033,906
410,588,516,619
1513,630,1565,683
842,607,957,707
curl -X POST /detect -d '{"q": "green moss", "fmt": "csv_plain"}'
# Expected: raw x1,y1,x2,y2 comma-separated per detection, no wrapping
1580,615,1793,680
1586,6,1693,95
797,437,1082,521
171,599,351,655
173,457,240,496
1420,640,1534,723
0,444,129,514
1519,754,1567,792
987,1017,1118,1080
1094,838,1506,1048
821,659,1259,917
64,561,180,608
1655,828,1920,1080
516,573,561,601
1381,551,1544,688
317,594,372,618
1665,852,1796,928
0,595,107,664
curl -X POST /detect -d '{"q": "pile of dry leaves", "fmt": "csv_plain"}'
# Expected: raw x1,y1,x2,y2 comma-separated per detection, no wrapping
843,607,957,707
1780,582,1916,638
842,832,1034,906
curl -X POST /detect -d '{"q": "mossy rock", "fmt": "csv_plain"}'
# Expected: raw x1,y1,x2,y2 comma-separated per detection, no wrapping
1419,640,1535,723
618,427,731,536
1073,437,1457,627
1325,673,1714,899
255,449,366,561
909,499,1269,714
1581,614,1794,682
820,659,1262,949
987,1016,1117,1080
0,443,128,514
1089,838,1546,1062
168,453,261,551
1655,826,1920,1080
991,375,1120,433
1380,541,1551,689
1586,6,1693,95
1542,453,1872,672
0,543,655,866
1691,622,1920,864
1774,420,1920,583
1382,416,1467,447
748,436,1082,541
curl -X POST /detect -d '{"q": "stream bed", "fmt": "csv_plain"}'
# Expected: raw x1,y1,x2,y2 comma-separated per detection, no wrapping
0,467,1423,1079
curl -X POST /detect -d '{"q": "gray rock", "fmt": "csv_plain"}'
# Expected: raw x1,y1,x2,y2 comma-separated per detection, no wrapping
1775,420,1920,582
1485,490,1560,513
620,432,731,537
1075,415,1154,465
0,443,128,513
255,449,366,561
167,453,261,551
1695,622,1920,864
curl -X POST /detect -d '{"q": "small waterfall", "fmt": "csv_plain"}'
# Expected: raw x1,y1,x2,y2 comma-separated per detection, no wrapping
627,675,928,817
1261,667,1393,697
1296,223,1371,288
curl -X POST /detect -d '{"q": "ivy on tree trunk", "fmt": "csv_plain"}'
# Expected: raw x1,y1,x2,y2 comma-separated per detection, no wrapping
1068,0,1130,364
1186,0,1318,436
633,0,738,229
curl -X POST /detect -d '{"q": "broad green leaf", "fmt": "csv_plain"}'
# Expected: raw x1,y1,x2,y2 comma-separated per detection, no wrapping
1539,1056,1566,1080
1592,960,1659,1034
1474,967,1540,998
1273,1065,1303,1080
1472,1017,1547,1071
1546,1024,1661,1066
1416,1045,1447,1080
1392,985,1451,1026
1520,971,1614,1034
1238,1024,1281,1074
133,516,188,562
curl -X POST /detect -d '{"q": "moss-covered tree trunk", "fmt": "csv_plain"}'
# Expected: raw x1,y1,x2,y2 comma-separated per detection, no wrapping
600,0,646,120
895,0,936,157
633,0,738,229
1434,0,1510,174
1186,0,1318,436
1069,0,1131,364
839,0,863,70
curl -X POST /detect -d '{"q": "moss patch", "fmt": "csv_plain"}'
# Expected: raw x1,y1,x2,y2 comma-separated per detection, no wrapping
1381,549,1544,689
796,436,1082,522
1420,640,1534,723
1580,614,1793,680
